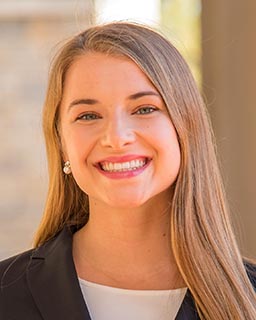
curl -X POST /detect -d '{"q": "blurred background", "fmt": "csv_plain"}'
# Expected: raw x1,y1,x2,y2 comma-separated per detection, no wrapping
0,0,255,259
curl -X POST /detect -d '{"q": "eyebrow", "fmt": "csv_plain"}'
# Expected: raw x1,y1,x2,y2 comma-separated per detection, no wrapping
127,90,160,100
68,98,99,110
67,90,160,111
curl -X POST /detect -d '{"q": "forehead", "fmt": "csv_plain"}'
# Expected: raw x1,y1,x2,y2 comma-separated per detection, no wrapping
63,52,156,95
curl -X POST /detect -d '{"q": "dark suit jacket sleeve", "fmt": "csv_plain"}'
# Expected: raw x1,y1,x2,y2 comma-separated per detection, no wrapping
0,250,44,320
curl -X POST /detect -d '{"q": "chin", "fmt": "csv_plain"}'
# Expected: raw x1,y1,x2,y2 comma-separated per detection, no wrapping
104,195,150,209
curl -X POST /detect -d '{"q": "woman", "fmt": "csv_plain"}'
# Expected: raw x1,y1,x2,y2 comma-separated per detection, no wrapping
0,22,255,320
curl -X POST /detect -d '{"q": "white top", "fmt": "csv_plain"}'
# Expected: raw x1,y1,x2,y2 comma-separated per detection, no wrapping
79,278,187,320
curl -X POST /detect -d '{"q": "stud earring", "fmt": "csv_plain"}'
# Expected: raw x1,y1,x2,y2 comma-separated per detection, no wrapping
63,161,71,175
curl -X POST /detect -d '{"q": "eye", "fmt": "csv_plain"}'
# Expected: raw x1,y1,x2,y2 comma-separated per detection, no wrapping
76,112,102,121
133,106,158,115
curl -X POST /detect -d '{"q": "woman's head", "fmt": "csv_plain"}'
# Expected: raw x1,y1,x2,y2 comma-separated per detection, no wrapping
41,22,210,231
59,52,181,209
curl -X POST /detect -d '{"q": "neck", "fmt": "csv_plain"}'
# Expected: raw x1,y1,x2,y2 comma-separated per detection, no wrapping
73,195,184,290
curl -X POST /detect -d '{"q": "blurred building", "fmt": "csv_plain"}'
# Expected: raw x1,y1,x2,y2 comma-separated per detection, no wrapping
0,0,93,259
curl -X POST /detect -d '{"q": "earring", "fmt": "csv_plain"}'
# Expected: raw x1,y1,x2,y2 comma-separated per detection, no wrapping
63,161,71,175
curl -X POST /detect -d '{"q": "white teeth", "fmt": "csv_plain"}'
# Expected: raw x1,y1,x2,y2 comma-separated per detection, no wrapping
114,163,122,170
130,160,135,168
101,159,147,172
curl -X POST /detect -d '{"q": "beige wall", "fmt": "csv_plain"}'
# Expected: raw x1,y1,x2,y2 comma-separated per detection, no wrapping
0,1,93,260
202,1,256,257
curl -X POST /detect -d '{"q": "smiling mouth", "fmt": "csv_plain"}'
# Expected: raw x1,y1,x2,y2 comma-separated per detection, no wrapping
99,158,150,172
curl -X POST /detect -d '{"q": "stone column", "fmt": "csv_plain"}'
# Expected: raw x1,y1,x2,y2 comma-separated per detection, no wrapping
201,1,256,256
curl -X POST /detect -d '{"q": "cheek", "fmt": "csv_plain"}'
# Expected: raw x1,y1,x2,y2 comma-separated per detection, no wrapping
162,141,181,175
62,127,94,160
155,124,181,175
152,119,180,152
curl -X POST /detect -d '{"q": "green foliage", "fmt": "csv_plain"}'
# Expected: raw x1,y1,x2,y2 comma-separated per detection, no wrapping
160,0,202,85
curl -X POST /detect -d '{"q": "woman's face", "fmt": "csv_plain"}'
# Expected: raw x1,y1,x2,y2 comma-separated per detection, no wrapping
60,52,181,208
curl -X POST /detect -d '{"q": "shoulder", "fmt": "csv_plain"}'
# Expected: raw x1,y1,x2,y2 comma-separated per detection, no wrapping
0,249,37,319
0,229,71,319
0,227,73,287
0,249,33,287
0,228,81,320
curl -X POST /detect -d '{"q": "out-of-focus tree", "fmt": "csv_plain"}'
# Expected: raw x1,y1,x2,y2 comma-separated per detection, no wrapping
161,0,201,85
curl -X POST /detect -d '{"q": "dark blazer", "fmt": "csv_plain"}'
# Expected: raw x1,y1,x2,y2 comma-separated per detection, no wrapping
0,227,255,320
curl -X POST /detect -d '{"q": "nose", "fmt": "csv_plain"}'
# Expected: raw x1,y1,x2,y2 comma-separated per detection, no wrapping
100,112,136,149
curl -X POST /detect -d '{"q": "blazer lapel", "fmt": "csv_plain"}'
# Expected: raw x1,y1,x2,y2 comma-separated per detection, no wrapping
175,290,199,320
27,228,91,320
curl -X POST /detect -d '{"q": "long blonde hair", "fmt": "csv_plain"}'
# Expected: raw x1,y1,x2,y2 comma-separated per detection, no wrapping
35,22,256,319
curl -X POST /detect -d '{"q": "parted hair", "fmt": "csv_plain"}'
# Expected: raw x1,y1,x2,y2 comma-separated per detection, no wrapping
34,22,256,319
